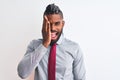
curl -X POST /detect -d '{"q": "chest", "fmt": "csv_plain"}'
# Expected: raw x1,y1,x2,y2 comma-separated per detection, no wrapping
38,46,75,79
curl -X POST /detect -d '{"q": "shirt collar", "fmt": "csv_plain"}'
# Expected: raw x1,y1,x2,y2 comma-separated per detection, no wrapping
56,33,64,45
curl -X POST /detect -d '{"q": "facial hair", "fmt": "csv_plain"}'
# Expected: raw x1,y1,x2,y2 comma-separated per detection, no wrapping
50,29,63,46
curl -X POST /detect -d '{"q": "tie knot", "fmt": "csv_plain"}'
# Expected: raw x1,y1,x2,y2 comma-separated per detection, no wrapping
53,43,56,46
51,43,56,47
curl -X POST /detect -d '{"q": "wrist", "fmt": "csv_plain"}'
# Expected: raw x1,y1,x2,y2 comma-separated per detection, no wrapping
42,42,49,48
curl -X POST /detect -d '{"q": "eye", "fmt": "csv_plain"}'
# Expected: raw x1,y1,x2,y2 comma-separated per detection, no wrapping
55,22,60,26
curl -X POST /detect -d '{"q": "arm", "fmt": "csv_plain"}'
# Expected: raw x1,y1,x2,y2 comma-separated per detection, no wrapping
17,40,47,79
17,15,51,79
73,45,86,80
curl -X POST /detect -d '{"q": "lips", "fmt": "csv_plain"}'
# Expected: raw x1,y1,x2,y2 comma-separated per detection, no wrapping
51,32,57,40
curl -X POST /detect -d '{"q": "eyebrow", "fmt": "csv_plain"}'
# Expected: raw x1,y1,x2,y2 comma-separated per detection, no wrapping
55,21,60,23
50,21,61,24
55,21,60,25
49,20,63,25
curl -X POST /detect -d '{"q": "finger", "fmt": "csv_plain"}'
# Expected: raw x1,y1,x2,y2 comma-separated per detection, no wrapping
47,21,51,33
45,15,49,32
42,15,48,33
42,16,46,31
47,21,51,38
44,15,48,22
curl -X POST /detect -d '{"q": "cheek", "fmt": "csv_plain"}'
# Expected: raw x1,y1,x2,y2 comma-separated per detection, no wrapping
57,26,63,32
59,24,64,30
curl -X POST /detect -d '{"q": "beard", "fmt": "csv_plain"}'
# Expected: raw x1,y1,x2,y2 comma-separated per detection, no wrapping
50,29,63,46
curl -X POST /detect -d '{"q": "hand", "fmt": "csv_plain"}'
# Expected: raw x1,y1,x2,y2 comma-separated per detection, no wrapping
42,15,51,48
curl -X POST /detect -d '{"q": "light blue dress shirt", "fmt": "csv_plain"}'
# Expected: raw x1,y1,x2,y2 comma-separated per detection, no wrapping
17,34,86,80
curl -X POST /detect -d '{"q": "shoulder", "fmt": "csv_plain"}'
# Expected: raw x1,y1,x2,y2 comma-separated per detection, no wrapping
28,39,43,48
62,38,80,49
60,38,81,54
30,39,42,44
60,38,83,59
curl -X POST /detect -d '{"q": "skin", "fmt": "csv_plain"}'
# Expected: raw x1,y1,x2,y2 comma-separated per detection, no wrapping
42,14,65,48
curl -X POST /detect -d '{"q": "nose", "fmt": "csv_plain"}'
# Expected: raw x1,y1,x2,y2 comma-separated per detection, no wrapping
50,23,56,30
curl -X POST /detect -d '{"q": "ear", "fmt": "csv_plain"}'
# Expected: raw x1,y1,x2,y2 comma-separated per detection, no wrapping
62,20,65,28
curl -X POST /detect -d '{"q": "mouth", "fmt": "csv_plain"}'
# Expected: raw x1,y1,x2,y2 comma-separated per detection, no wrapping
51,32,58,40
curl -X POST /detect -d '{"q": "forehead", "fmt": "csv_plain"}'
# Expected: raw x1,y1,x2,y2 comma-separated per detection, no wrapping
46,14,63,22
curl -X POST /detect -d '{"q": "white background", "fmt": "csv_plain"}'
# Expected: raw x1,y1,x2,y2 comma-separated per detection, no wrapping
0,0,120,80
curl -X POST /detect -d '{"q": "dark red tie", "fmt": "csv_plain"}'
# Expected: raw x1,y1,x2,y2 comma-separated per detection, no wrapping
48,43,56,80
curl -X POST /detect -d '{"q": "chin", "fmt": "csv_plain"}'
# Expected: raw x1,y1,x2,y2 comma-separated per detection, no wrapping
51,38,57,41
51,39,57,43
50,32,62,45
50,37,58,45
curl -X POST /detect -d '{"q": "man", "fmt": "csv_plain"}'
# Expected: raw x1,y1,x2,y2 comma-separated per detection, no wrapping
17,4,86,80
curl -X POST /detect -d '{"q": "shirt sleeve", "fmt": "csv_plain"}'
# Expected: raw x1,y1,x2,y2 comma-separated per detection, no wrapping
17,40,48,79
73,45,86,80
